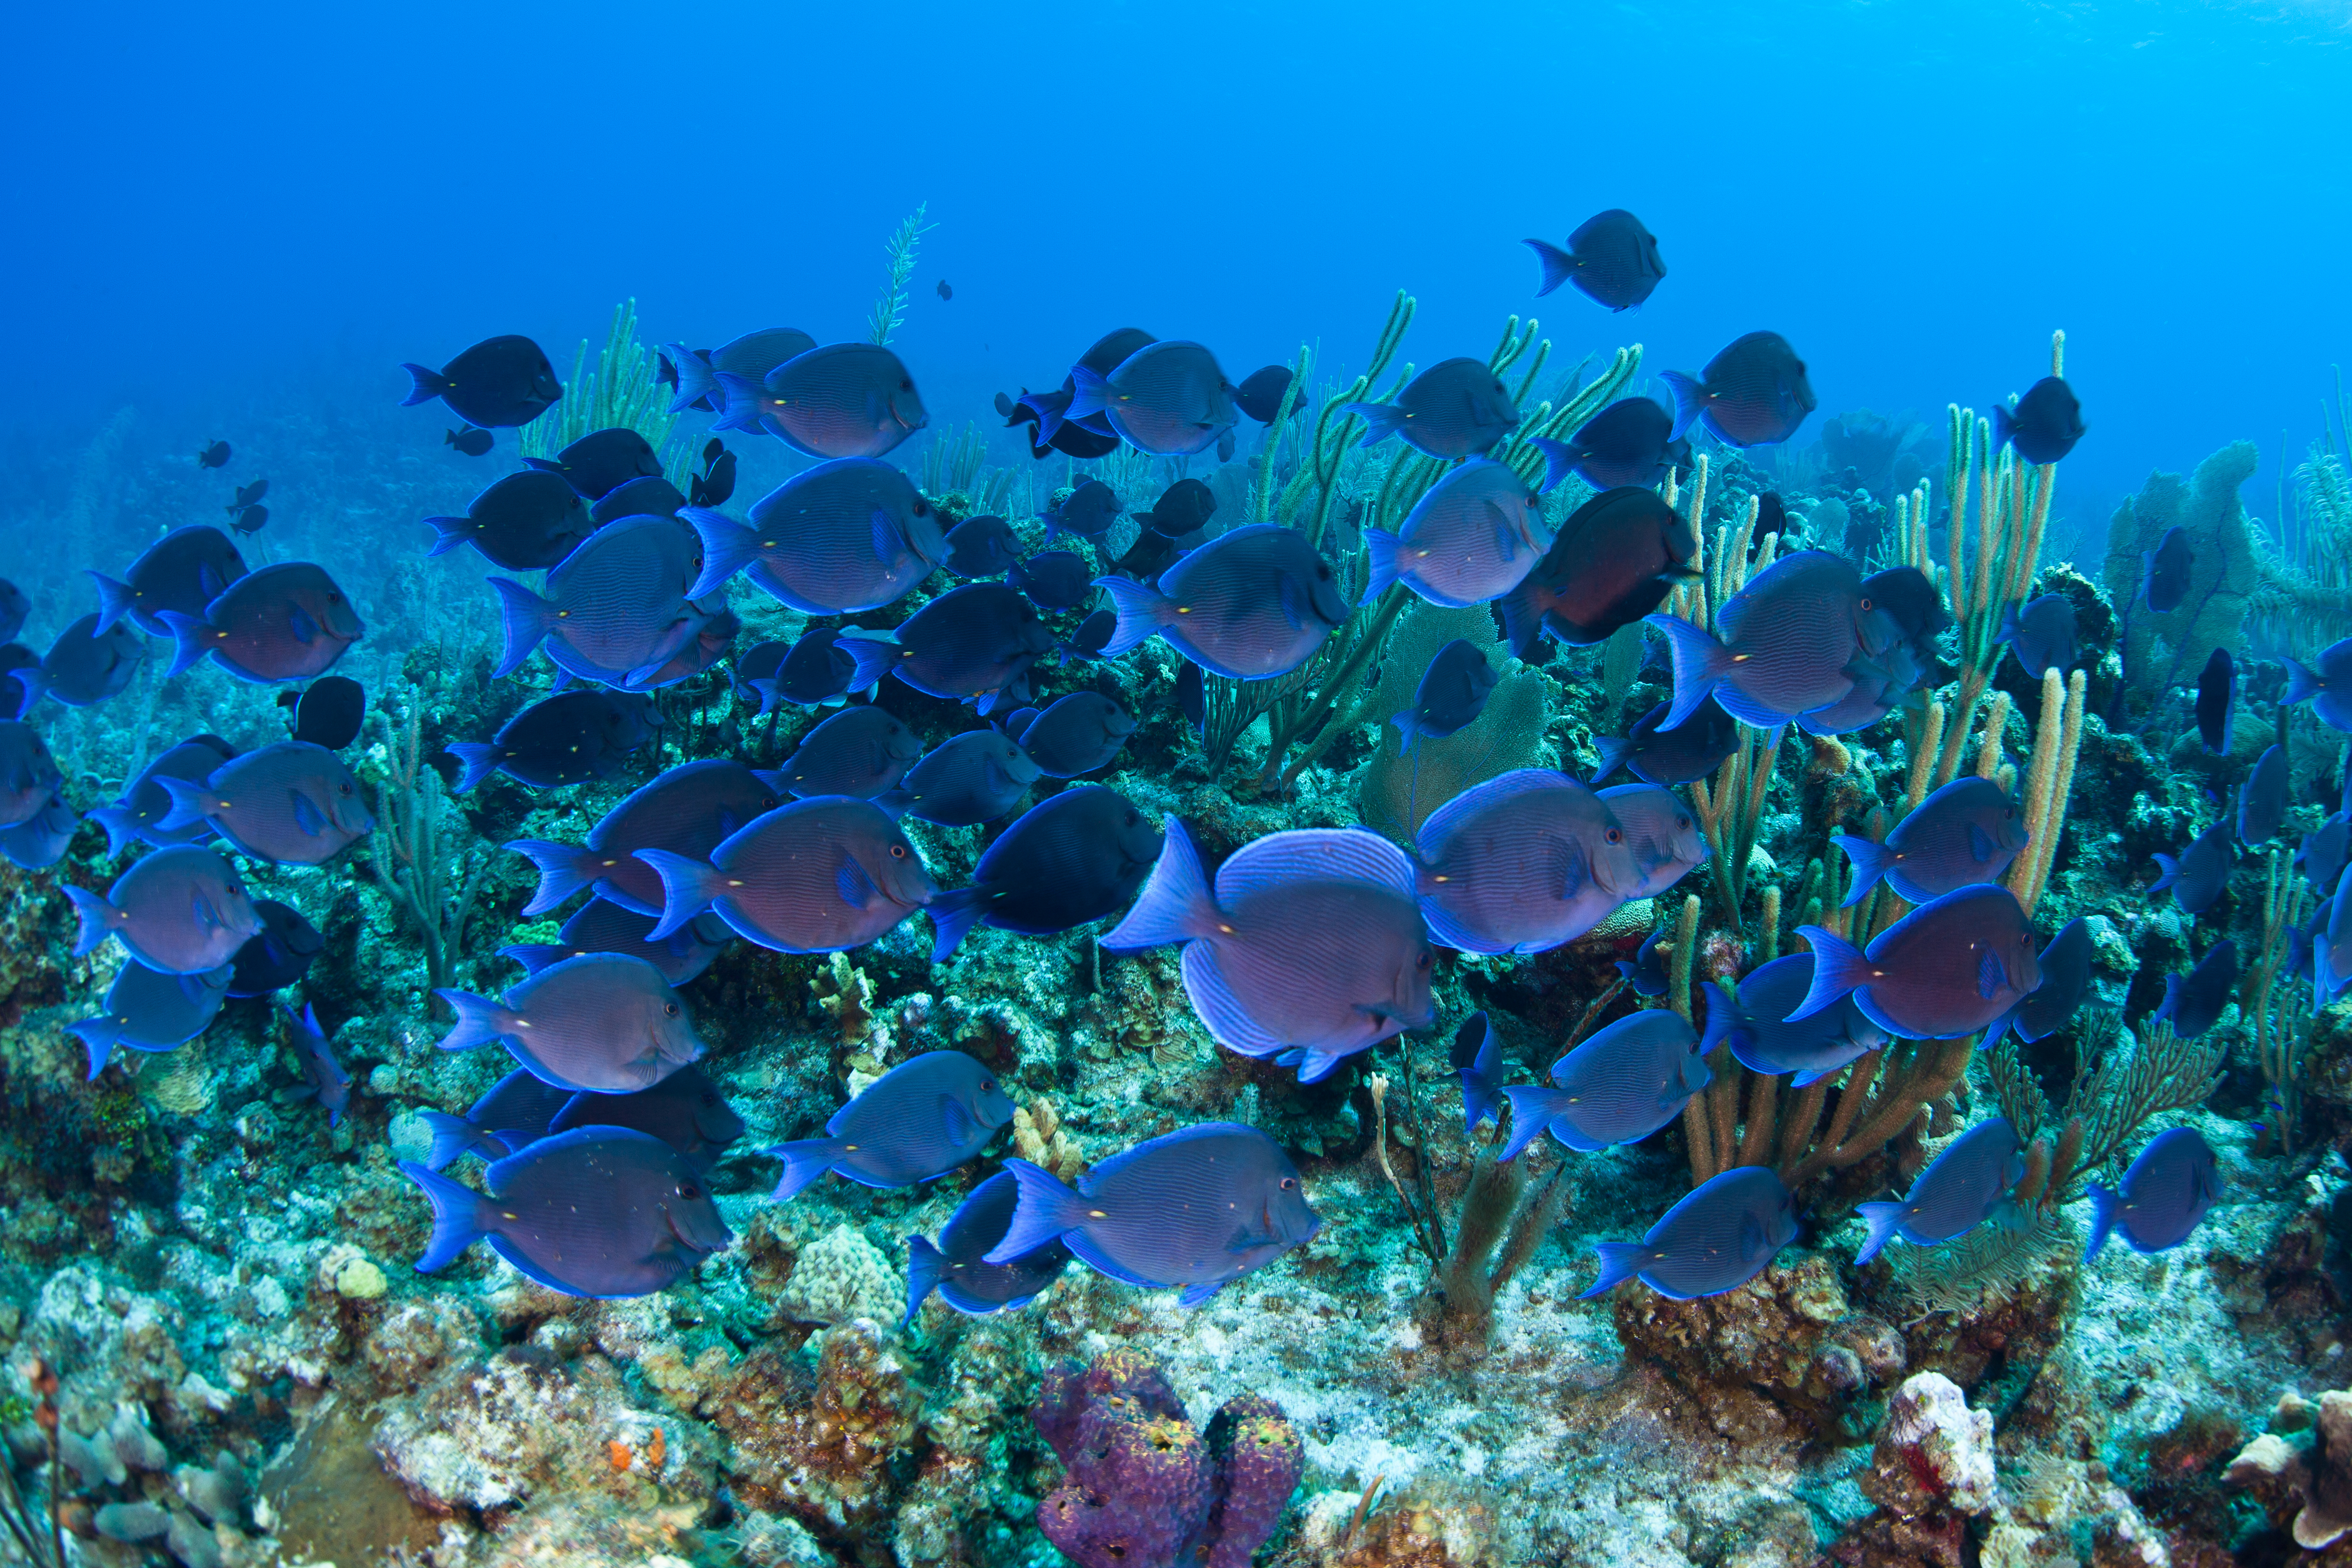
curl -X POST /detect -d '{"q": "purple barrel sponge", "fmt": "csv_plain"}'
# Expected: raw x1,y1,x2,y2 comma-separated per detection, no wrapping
1031,1351,1302,1568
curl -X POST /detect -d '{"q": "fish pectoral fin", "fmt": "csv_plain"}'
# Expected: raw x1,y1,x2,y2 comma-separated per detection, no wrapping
1275,573,1308,631
291,790,327,837
869,508,904,565
1969,823,1995,862
940,1096,973,1146
1740,1212,1770,1262
1486,501,1520,562
289,605,319,644
1978,948,2008,1000
836,857,878,909
1176,1281,1225,1308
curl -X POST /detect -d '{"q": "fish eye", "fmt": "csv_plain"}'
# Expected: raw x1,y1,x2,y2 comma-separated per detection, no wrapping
890,844,907,858
1280,1177,1297,1190
664,1002,680,1017
679,1183,702,1200
1316,563,1332,578
1416,950,1432,970
1859,597,1873,611
982,1078,997,1092
340,782,353,795
1605,827,1623,844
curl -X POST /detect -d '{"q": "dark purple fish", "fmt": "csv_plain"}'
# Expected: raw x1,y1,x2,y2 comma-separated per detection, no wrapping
1095,525,1350,680
1998,593,2076,680
287,675,365,750
1597,783,1709,899
866,581,1057,715
927,786,1163,960
2087,1128,2218,1259
881,728,1041,827
401,1125,731,1298
944,514,1025,578
1104,821,1433,1083
161,561,364,684
65,845,262,974
777,705,922,799
0,645,33,720
2195,647,2233,754
1395,640,1497,754
91,737,233,854
1363,458,1547,609
25,613,145,708
445,427,493,457
683,459,945,615
508,758,784,917
0,721,61,827
1865,568,1947,661
1646,551,1883,728
1065,608,1118,660
2154,939,2238,1040
2151,817,2234,917
423,470,595,570
987,1122,1319,1306
747,629,893,713
548,1063,744,1175
2286,637,2352,732
283,1002,351,1126
0,793,78,870
636,795,936,954
1008,328,1154,454
2014,916,2094,1043
2318,866,2352,1008
1454,1010,1505,1130
1702,953,1889,1086
157,740,374,865
70,961,233,1081
239,502,271,530
1793,883,2043,1042
1855,1117,2026,1263
1061,340,1237,457
662,328,819,414
1835,776,2029,906
1343,357,1519,461
591,475,688,526
435,952,705,1094
905,1169,1072,1324
489,515,700,683
400,334,562,429
2298,813,2350,895
1010,550,1095,612
1235,365,1298,424
522,426,662,501
769,1050,1015,1199
1530,398,1675,490
1411,771,1640,956
230,479,269,509
196,440,230,469
1176,660,1205,736
1615,929,1671,997
1996,376,2085,464
1524,209,1666,310
1500,487,1698,656
502,899,733,988
227,899,325,996
1045,481,1121,544
1582,1165,1797,1299
1011,692,1134,778
89,525,248,637
1497,1010,1707,1159
713,341,928,459
2240,744,2288,844
1661,331,1816,446
2143,527,2193,613
1138,478,1218,540
419,1068,577,1170
1591,697,1738,786
0,583,24,644
449,689,661,793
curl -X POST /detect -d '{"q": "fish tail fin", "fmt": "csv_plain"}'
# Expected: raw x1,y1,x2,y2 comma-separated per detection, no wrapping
156,610,214,679
1523,238,1575,297
397,1160,488,1271
709,372,764,434
2085,1182,2120,1261
1090,574,1169,658
1994,602,2019,647
445,742,499,795
88,806,142,859
486,577,556,679
497,942,563,976
2152,972,2182,1027
62,885,120,957
838,634,895,696
1065,364,1113,422
417,1110,485,1171
1698,979,1738,1057
1789,925,1869,1021
1643,613,1736,731
1589,733,1634,784
2148,852,2181,895
926,885,990,963
67,1018,121,1082
1497,579,1549,662
1527,436,1578,494
152,776,222,834
421,516,472,557
1660,370,1707,443
1496,1087,1564,1163
87,572,137,634
2284,658,2321,707
1992,403,2017,451
1579,1242,1647,1298
1853,1200,1905,1266
984,1158,1089,1262
504,838,597,916
1101,816,1218,950
679,506,757,599
1391,712,1422,756
766,1137,846,1202
631,847,723,941
1832,834,1891,905
662,344,716,414
398,364,450,408
1339,401,1407,447
903,1234,946,1327
430,990,508,1053
1361,528,1401,604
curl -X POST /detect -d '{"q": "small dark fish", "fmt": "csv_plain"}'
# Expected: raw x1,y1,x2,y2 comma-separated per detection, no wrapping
1531,398,1675,491
2087,1128,2219,1260
90,735,235,855
1046,480,1122,544
25,614,145,709
548,1063,744,1175
0,581,25,644
401,1126,731,1298
89,525,248,637
1703,952,1889,1086
65,844,262,974
283,1002,351,1127
2297,813,2350,895
437,952,705,1094
510,758,784,917
770,1051,1014,1199
0,793,78,870
747,629,894,713
1454,1011,1505,1130
449,689,661,793
1010,550,1095,612
937,279,953,301
2151,817,2235,918
161,561,364,684
1104,821,1433,1083
1647,551,1883,729
1413,770,1641,955
1138,478,1218,540
1597,782,1710,898
424,469,595,571
491,515,700,683
522,426,662,501
1107,529,1183,583
1065,608,1118,660
418,1068,577,1170
1583,1165,1797,1300
1234,365,1297,424
1591,696,1739,786
1501,487,1698,656
157,740,373,865
1793,883,2043,1042
1012,692,1136,778
227,899,325,997
2194,647,2234,754
501,900,734,988
684,459,944,614
880,728,1042,827
1062,340,1238,457
690,443,738,509
1863,565,1948,662
445,427,494,457
1497,1010,1707,1159
943,514,1024,579
927,786,1162,960
777,705,922,799
905,1170,1071,1324
1345,358,1520,461
1524,209,1666,311
1756,493,1789,538
2143,527,2193,614
1095,524,1348,679
1995,376,2086,464
1176,660,1205,737
400,335,563,429
230,504,269,536
2155,939,2239,1040
591,476,688,525
1835,776,2030,905
71,962,233,1081
229,479,270,510
663,329,820,414
1998,593,2077,679
2240,744,2288,845
289,675,365,749
197,440,231,469
1661,331,1816,447
713,341,928,459
1855,1117,2026,1264
2014,916,2094,1043
987,1122,1319,1306
866,581,1057,714
636,795,936,954
1364,459,1546,608
1615,930,1671,997
2286,637,2352,732
0,721,63,828
1009,329,1157,452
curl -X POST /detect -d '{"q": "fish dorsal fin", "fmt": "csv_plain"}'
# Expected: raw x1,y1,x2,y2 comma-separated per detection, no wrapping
1214,827,1417,905
1978,948,2007,1000
836,857,877,909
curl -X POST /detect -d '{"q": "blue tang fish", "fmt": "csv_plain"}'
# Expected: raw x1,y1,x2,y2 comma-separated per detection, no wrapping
488,515,700,684
1063,340,1237,457
1592,697,1739,787
1997,593,2077,680
1343,358,1521,461
880,728,1041,827
1582,1165,1799,1299
1009,692,1135,779
1093,524,1351,680
436,952,706,1095
927,786,1163,961
1834,776,2030,906
2015,916,2094,1043
1394,640,1498,755
2239,744,2288,846
637,796,936,955
2087,1128,2220,1260
942,514,1025,579
418,1068,578,1171
1995,376,2086,464
1855,1117,2026,1265
421,470,593,571
1615,929,1671,997
904,1170,1072,1325
2151,816,2235,918
1645,551,1885,729
1596,783,1709,899
2143,526,2193,613
66,845,262,975
509,758,786,918
1528,397,1677,491
24,613,145,709
1660,331,1815,447
744,629,893,712
2316,867,2352,1009
400,334,562,429
2284,637,2352,732
1010,550,1095,613
1411,771,1639,955
769,1050,1015,1200
448,689,662,793
500,899,734,988
283,1002,351,1127
1793,883,2043,1043
70,962,233,1081
89,525,248,638
711,341,928,459
156,740,374,865
683,459,945,614
660,326,818,414
1362,459,1549,611
1045,481,1121,544
857,581,1057,715
1497,1010,1708,1161
776,705,922,800
2154,939,2239,1040
0,793,79,870
160,561,364,684
1523,209,1666,310
0,722,63,827
1702,953,1888,1086
548,1063,745,1176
